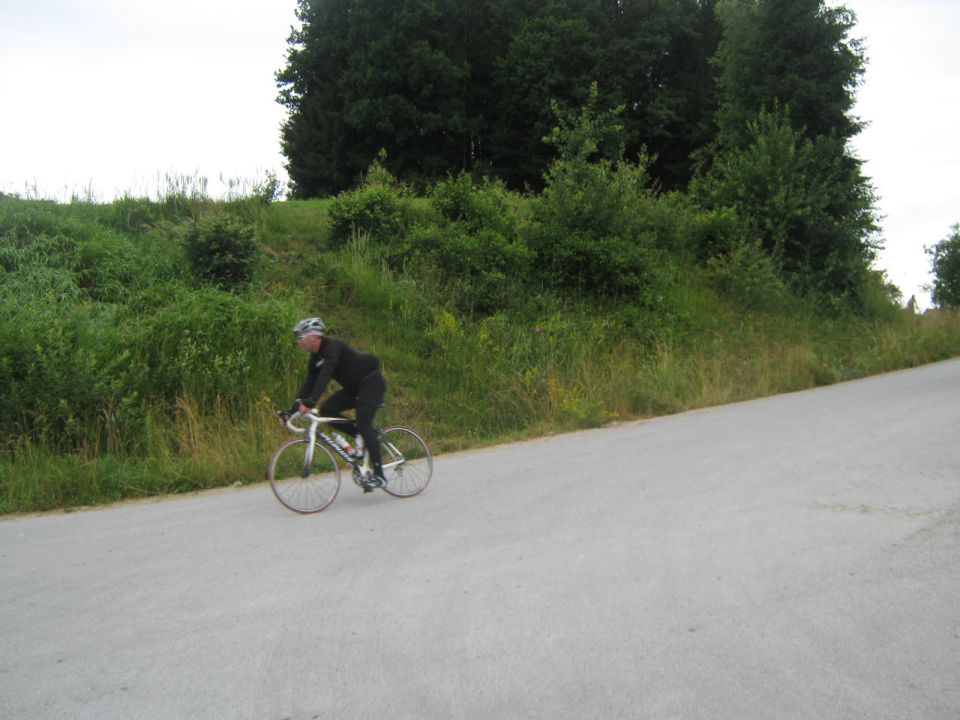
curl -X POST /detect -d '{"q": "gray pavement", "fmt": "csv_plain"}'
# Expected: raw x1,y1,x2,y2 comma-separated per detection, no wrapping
2,359,959,720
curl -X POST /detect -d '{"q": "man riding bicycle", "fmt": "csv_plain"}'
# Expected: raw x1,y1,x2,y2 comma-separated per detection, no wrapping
283,317,387,491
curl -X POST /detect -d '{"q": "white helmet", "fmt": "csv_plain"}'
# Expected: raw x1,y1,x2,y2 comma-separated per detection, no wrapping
293,317,325,339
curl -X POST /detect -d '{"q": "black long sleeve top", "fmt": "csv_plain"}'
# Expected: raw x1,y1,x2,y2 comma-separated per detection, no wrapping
291,337,380,412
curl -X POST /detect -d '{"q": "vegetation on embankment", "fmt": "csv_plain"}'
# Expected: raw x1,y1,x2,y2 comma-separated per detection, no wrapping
2,160,959,514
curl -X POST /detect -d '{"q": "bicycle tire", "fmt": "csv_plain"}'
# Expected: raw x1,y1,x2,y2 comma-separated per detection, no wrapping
267,437,341,513
378,426,433,498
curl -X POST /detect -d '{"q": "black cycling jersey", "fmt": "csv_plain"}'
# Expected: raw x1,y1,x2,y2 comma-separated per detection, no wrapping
291,336,380,411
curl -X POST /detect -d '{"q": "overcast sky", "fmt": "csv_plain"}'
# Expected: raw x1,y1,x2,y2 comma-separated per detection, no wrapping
2,0,957,308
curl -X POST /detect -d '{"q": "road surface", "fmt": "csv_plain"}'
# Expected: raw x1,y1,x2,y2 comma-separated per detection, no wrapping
2,359,959,719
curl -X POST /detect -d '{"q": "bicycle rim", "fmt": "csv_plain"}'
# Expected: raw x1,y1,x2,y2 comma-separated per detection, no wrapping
379,426,433,498
267,438,341,513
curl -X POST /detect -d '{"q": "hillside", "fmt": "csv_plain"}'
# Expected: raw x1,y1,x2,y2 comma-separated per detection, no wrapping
2,177,959,513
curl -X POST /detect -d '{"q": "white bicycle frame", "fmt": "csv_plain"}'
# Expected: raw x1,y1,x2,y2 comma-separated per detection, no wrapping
285,410,373,477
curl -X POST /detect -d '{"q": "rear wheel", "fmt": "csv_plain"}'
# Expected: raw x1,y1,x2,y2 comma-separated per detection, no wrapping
267,438,341,513
378,426,432,498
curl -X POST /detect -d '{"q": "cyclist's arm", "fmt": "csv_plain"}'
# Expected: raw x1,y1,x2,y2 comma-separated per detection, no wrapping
297,340,343,410
288,356,319,415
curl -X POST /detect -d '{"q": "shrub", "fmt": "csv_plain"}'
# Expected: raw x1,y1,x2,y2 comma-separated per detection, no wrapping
527,150,663,298
691,106,878,305
125,285,300,408
183,217,258,289
526,88,670,299
406,223,534,316
707,240,788,312
399,174,534,315
429,174,519,236
327,158,413,248
0,295,135,452
686,207,742,263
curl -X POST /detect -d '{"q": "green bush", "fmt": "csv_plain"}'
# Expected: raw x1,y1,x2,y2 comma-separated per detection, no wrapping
327,158,413,248
123,284,302,408
707,240,789,312
406,223,534,315
183,217,258,289
0,295,135,452
526,150,665,299
429,174,520,235
686,207,742,263
525,89,671,299
399,175,534,315
691,107,879,306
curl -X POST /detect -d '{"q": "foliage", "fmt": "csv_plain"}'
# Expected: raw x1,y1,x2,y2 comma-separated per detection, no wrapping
183,217,259,289
712,0,865,150
707,239,788,312
525,89,664,299
691,107,878,306
3,188,960,514
326,157,414,247
125,285,301,408
0,195,302,459
403,174,533,315
927,224,960,309
277,0,721,194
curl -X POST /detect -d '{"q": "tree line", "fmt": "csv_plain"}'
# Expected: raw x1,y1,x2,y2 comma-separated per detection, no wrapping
277,0,880,308
277,0,863,196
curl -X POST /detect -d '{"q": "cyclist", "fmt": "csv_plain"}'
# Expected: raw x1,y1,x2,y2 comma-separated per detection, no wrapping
283,317,387,491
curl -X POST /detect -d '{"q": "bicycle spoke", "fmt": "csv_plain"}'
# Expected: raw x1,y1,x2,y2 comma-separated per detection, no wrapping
268,438,341,513
378,427,432,498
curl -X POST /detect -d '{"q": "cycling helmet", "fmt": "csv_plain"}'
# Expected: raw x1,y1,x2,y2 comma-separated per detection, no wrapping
293,317,326,339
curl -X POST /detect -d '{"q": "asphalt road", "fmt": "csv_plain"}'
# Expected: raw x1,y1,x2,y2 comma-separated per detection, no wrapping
2,359,959,720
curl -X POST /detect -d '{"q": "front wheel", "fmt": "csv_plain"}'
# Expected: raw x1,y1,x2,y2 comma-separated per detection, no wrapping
378,426,433,498
267,438,341,513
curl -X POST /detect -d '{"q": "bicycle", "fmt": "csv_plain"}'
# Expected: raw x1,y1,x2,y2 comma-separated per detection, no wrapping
267,409,433,513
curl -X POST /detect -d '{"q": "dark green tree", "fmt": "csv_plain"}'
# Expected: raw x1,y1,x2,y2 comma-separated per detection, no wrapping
693,107,877,302
927,224,960,309
488,5,601,188
712,0,865,149
277,0,354,195
277,0,723,195
278,0,474,196
696,0,878,308
489,0,717,190
586,0,722,190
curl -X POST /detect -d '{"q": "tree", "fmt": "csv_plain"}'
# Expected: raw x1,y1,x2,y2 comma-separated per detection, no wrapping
692,107,878,303
488,6,602,188
696,0,878,308
278,0,473,196
489,0,718,190
594,0,722,190
927,224,960,309
526,87,660,298
712,0,865,149
277,0,724,195
277,0,354,196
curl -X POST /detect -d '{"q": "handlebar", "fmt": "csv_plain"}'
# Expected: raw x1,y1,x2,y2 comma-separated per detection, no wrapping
279,410,353,434
280,409,316,434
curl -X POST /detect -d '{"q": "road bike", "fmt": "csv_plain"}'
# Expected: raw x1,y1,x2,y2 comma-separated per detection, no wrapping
267,410,433,513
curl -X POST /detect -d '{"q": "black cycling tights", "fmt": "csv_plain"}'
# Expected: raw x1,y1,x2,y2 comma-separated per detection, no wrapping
319,372,387,475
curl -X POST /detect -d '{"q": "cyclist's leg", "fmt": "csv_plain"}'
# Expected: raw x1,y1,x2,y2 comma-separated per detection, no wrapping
319,388,358,435
356,373,387,477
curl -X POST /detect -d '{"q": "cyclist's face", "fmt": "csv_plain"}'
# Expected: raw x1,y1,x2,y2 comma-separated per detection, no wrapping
297,334,322,353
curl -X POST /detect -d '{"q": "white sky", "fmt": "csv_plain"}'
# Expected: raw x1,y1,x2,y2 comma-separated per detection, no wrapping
1,0,957,308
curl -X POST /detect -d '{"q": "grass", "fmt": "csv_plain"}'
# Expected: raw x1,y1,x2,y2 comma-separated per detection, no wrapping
2,191,960,514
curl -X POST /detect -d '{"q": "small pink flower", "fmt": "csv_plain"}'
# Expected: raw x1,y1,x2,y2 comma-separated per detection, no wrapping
533,326,543,334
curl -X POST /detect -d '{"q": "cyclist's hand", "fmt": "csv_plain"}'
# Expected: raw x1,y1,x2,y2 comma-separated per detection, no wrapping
299,403,311,415
276,410,290,428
